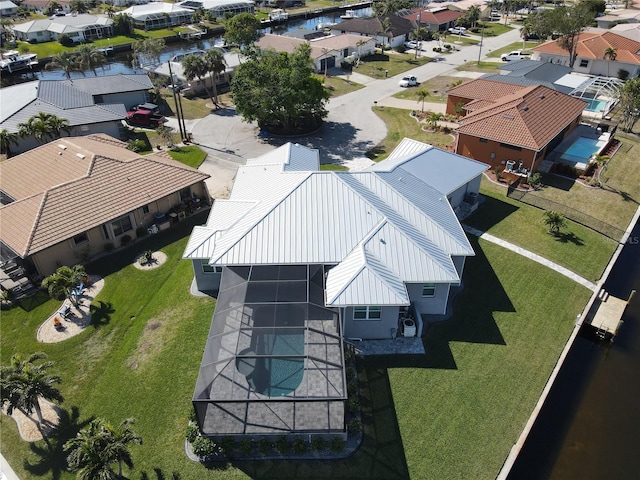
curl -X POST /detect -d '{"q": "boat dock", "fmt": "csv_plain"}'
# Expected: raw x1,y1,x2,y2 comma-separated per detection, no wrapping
583,289,634,340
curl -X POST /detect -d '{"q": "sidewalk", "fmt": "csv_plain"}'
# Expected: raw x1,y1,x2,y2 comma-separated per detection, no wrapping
1,452,20,480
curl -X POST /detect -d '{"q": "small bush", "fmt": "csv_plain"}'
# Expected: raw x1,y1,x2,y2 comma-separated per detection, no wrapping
220,436,235,456
349,417,362,434
191,436,218,457
311,437,325,452
238,438,254,455
330,437,345,452
347,381,358,396
617,69,629,80
344,348,355,362
120,235,132,246
188,407,197,422
293,436,306,454
348,396,360,413
127,139,146,152
275,436,289,454
433,47,442,52
346,366,357,382
58,33,75,47
185,423,199,443
258,438,271,454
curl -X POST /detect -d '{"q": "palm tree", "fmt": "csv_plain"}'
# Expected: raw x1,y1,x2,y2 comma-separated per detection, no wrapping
0,352,64,442
521,21,532,50
603,47,617,77
377,17,391,49
416,89,429,113
542,210,567,234
46,51,80,79
47,115,71,139
426,112,444,130
205,48,227,108
18,113,70,142
75,45,106,76
466,5,481,28
156,124,175,148
65,418,142,480
0,128,19,156
182,54,212,103
42,264,86,306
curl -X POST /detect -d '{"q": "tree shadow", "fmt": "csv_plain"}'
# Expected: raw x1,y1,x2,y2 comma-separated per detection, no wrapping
540,172,574,192
23,406,94,480
89,300,115,327
139,468,182,480
552,231,584,246
16,290,50,312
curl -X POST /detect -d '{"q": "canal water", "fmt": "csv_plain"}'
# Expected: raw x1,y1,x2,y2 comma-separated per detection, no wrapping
508,219,640,480
0,6,371,86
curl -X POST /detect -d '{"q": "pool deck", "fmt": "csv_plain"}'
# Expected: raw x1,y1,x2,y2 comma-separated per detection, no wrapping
552,124,611,169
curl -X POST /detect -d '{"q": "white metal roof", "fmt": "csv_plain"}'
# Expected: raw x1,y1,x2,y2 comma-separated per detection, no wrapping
246,142,320,172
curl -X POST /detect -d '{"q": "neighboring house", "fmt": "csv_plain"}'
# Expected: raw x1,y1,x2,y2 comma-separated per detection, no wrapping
446,78,528,116
178,0,254,19
331,15,414,48
610,22,640,42
455,84,587,173
255,33,376,72
0,134,210,276
595,8,640,29
184,138,487,438
0,0,18,17
121,2,194,30
401,6,464,32
11,14,113,44
110,0,149,7
532,31,640,78
0,74,153,153
20,0,71,14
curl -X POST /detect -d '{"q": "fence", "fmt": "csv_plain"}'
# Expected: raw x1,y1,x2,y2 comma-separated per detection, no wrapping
507,187,625,242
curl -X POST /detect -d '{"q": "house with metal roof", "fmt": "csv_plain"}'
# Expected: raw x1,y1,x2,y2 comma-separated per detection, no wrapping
455,85,587,174
178,0,254,19
0,0,18,17
0,134,210,276
183,138,486,438
0,74,153,154
11,14,112,43
331,15,414,49
121,2,194,30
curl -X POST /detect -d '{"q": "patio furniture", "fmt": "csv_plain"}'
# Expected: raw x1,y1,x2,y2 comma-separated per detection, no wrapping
58,304,71,318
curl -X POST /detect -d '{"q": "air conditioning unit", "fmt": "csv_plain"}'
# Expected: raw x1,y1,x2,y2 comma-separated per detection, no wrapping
402,318,416,337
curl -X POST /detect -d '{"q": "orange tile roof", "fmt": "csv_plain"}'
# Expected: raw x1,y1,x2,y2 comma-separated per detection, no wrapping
446,78,529,101
0,134,209,257
457,85,587,151
533,31,640,64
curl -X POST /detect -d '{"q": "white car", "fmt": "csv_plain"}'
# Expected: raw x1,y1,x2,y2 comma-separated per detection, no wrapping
404,41,419,50
501,50,531,61
448,26,466,35
398,75,418,87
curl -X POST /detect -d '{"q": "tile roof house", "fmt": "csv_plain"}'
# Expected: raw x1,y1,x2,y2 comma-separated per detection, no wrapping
331,15,414,48
532,31,640,78
455,85,587,173
255,33,376,72
610,23,640,43
0,74,153,154
11,14,113,44
446,78,529,116
401,6,464,32
183,138,486,438
0,135,210,275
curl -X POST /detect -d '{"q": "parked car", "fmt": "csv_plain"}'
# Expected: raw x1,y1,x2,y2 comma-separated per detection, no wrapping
398,75,418,87
501,50,531,61
448,26,466,35
404,41,419,49
125,108,166,128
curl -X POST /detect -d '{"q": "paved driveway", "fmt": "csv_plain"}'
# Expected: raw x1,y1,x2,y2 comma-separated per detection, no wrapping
190,27,522,197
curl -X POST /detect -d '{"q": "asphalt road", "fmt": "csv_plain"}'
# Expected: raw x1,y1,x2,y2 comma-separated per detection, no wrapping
189,26,523,197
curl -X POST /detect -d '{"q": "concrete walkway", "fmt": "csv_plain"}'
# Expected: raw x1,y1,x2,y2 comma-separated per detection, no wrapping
463,225,598,292
1,452,20,480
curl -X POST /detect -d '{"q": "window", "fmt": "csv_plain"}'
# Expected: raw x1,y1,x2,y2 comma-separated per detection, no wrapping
422,283,436,297
72,232,88,246
200,260,223,274
500,143,522,151
579,59,588,68
141,205,150,215
111,215,133,237
479,138,488,143
353,306,382,320
102,224,110,239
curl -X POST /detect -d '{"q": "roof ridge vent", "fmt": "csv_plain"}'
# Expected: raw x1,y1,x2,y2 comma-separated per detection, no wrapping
76,153,86,159
57,144,67,150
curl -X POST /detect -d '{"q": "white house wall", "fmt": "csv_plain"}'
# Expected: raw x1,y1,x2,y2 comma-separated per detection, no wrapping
192,260,222,291
533,52,640,78
406,282,449,314
342,306,400,340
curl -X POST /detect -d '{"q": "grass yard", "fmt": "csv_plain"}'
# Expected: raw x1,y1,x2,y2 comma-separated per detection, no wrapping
317,74,365,97
168,145,208,168
486,41,537,58
0,229,591,480
465,177,617,281
355,53,432,79
478,21,514,37
456,61,501,73
367,107,455,160
392,75,464,103
528,132,640,232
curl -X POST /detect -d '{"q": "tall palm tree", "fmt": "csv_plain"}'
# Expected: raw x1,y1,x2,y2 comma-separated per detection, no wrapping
46,51,80,79
466,5,480,28
42,264,86,306
18,113,70,142
0,128,19,156
416,89,429,113
542,210,567,234
75,45,106,76
47,115,71,139
205,48,227,108
603,47,617,77
182,54,212,103
0,352,64,440
65,418,142,480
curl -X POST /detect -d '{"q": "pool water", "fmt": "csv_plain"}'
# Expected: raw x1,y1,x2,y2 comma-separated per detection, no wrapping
585,98,608,112
561,137,606,163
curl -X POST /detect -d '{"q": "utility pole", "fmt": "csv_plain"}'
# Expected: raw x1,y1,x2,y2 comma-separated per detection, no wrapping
167,59,186,142
477,23,485,66
415,9,421,60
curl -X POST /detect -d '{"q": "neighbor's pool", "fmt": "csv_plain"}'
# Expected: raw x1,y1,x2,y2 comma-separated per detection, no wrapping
585,98,608,113
561,137,606,163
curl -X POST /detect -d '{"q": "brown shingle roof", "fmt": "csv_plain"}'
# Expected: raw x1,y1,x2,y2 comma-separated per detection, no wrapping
0,134,210,257
457,85,587,151
447,78,528,101
533,31,640,64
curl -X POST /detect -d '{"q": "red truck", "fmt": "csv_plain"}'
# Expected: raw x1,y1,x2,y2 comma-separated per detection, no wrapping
125,108,166,128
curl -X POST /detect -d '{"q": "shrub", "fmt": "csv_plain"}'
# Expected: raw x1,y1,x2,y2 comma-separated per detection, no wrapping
188,407,197,422
346,366,357,382
238,438,254,455
344,347,355,362
347,381,358,396
58,33,75,47
311,437,325,452
330,437,345,452
127,139,146,152
275,436,289,454
185,423,199,443
617,69,629,80
433,47,442,52
220,436,235,456
191,436,218,457
136,225,147,238
293,436,306,454
444,44,452,50
104,242,114,252
120,235,131,246
258,438,271,454
349,417,362,434
348,396,360,413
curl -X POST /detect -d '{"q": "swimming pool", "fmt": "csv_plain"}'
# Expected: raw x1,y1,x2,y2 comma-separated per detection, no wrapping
561,137,606,163
585,98,608,113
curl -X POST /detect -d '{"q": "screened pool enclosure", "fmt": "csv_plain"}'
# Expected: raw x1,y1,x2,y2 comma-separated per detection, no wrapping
193,264,347,438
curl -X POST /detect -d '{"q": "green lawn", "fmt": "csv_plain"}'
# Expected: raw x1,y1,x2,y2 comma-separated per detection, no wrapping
456,61,501,73
465,178,617,281
355,53,432,79
317,74,365,97
486,41,537,58
392,75,463,103
0,227,591,480
168,145,208,168
477,21,514,37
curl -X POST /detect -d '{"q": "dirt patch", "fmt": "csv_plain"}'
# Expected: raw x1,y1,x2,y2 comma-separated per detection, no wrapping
1,398,61,442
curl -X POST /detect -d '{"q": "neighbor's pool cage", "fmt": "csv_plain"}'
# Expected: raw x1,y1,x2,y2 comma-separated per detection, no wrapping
193,264,347,439
570,76,624,118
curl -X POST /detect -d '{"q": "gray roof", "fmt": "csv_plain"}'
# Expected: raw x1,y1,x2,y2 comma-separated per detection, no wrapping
60,74,154,95
498,59,573,83
479,73,572,94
